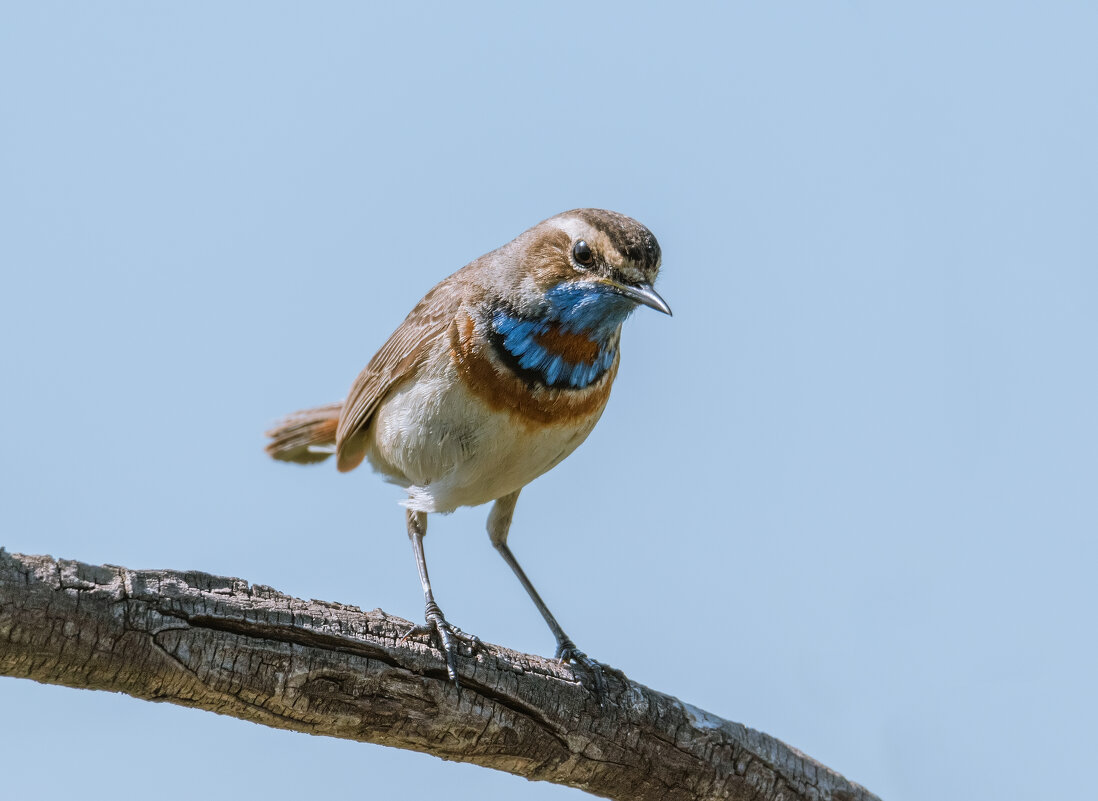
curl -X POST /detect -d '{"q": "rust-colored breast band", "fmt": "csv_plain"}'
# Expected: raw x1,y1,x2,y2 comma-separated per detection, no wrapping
533,324,602,364
449,313,616,426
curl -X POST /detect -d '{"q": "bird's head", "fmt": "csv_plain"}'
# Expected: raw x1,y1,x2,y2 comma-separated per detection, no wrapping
493,209,670,338
472,209,669,390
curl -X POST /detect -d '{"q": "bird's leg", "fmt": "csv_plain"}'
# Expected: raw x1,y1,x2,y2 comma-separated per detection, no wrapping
487,491,607,698
400,509,479,684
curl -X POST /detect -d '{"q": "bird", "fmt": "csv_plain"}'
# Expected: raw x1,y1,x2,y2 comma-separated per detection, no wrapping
265,208,670,689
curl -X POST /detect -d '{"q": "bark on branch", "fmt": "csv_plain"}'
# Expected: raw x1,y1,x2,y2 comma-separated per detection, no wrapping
0,549,878,801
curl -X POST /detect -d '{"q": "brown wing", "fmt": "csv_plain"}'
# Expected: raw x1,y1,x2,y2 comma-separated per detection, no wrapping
335,281,457,473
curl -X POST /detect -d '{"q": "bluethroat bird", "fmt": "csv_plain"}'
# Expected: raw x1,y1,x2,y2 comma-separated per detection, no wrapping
265,208,670,689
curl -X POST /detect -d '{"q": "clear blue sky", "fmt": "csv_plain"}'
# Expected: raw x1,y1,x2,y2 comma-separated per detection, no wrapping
2,3,1094,800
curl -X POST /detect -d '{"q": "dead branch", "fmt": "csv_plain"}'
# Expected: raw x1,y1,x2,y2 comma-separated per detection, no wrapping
0,549,878,801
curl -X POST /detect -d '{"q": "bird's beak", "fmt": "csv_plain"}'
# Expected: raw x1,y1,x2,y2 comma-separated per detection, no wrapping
601,279,673,316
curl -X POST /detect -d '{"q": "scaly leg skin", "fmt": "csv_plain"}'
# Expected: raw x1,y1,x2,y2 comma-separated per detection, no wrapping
487,491,609,702
400,509,480,685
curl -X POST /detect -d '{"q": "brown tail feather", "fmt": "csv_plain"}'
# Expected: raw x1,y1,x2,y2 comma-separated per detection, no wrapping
265,402,344,464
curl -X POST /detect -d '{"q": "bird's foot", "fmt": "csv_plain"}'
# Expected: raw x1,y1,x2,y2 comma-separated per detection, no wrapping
555,638,608,702
400,601,480,685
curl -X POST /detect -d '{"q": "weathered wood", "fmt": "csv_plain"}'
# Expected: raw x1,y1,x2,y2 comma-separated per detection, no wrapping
0,549,879,801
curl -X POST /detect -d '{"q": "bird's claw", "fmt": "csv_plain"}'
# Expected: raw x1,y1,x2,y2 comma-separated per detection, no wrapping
400,602,480,685
555,638,608,702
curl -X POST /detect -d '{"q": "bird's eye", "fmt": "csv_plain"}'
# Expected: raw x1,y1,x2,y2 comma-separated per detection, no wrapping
572,240,594,267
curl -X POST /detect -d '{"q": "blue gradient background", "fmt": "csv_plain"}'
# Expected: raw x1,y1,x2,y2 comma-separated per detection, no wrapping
2,3,1095,800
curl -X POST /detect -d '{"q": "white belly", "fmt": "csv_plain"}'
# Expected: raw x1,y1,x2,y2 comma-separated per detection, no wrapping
365,362,605,513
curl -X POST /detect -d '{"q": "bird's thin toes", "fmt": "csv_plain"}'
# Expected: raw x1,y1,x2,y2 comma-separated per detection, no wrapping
405,605,479,684
555,639,609,702
449,628,481,657
399,622,432,644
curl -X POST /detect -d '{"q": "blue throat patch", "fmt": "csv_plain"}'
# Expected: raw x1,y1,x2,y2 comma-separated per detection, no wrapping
489,283,637,389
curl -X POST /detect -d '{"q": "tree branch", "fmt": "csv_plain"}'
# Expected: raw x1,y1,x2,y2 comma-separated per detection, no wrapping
0,549,878,801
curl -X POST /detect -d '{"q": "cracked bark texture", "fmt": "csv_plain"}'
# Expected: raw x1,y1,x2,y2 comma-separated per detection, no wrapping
0,549,879,801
